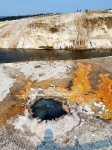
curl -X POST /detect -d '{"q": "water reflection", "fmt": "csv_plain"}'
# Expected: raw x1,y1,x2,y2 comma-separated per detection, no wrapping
0,49,112,63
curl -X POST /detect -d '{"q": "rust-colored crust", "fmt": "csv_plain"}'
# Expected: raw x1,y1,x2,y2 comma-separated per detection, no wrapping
0,82,32,127
57,63,112,119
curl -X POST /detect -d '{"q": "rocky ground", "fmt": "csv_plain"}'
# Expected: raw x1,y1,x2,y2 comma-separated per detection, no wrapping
0,56,112,149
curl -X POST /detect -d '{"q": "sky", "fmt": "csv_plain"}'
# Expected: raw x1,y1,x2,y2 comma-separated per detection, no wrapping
0,0,112,16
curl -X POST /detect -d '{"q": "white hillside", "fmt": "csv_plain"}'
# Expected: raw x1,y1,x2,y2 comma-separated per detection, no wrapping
0,11,112,50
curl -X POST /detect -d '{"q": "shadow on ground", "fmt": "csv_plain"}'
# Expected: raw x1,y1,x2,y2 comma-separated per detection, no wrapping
35,129,112,150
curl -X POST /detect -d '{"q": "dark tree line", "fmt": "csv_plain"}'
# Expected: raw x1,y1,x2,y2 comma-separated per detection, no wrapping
0,13,62,22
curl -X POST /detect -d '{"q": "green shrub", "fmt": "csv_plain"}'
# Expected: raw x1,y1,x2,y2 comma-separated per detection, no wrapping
49,26,59,33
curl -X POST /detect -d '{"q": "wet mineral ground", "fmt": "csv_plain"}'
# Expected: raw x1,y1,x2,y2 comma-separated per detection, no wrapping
0,56,112,150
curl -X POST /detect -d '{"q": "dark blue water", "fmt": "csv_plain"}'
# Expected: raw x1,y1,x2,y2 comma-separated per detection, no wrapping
31,98,67,121
0,49,112,63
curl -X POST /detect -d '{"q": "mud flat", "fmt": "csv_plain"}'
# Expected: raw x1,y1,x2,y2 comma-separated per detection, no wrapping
0,56,112,149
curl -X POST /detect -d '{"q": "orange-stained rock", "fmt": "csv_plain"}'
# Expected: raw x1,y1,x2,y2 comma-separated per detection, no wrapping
57,63,112,119
0,82,32,127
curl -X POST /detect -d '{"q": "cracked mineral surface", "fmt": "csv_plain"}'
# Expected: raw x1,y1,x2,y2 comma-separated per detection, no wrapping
0,57,112,150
